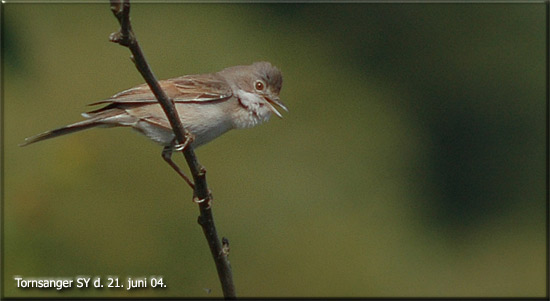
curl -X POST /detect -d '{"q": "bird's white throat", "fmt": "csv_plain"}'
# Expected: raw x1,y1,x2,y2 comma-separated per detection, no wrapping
234,90,273,129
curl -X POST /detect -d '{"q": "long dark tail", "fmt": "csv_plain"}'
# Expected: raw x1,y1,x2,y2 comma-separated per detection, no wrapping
20,119,103,147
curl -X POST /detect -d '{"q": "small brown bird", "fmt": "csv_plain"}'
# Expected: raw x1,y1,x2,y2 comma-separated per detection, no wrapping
21,62,286,186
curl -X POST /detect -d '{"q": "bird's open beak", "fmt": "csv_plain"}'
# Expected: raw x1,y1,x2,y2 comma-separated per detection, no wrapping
264,97,288,119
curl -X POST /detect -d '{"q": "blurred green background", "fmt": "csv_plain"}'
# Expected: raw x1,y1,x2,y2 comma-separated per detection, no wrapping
2,3,547,298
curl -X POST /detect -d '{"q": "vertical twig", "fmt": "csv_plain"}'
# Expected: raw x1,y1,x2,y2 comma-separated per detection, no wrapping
108,0,236,298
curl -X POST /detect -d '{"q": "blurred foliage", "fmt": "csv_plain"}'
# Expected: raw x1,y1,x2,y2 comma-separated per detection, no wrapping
2,3,546,298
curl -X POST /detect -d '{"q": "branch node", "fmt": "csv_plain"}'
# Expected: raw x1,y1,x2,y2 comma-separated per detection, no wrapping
110,2,122,15
109,31,122,43
198,165,207,177
197,214,208,227
221,237,230,257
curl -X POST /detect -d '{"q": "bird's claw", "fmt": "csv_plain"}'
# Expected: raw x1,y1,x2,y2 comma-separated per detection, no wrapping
173,143,186,151
193,190,213,208
173,133,194,152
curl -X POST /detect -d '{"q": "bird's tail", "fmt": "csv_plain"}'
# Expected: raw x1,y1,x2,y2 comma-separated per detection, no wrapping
19,106,129,147
19,119,103,147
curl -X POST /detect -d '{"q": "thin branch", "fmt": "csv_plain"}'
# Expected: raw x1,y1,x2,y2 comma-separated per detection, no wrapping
108,0,236,298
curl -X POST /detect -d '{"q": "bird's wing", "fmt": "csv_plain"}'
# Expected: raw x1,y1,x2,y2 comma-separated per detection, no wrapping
88,73,233,106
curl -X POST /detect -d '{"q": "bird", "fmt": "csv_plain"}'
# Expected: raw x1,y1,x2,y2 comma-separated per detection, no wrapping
21,61,286,187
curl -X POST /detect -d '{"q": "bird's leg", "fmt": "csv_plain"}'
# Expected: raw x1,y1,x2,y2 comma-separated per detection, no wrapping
161,139,194,189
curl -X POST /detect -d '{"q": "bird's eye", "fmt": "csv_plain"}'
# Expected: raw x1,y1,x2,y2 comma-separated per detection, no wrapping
255,81,265,91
